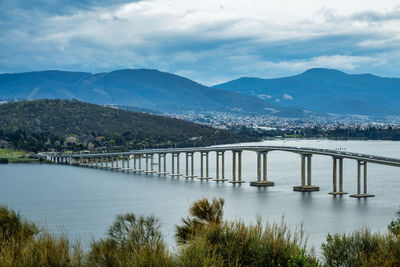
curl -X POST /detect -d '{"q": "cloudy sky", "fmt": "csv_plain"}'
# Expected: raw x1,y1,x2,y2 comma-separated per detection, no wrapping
1,0,400,84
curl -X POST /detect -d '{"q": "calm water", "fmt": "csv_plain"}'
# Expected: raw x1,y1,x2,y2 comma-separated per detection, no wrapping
1,140,400,254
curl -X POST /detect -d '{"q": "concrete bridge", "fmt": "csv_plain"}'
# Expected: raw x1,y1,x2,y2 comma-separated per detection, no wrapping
48,145,400,198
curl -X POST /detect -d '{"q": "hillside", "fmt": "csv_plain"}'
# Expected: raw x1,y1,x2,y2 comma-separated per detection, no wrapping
0,69,282,115
0,99,259,152
214,68,400,116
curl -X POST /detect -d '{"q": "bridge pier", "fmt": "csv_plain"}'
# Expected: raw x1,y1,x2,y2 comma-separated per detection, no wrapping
198,152,212,180
251,151,274,187
133,155,137,172
116,157,120,170
144,154,156,174
170,153,182,177
126,156,131,171
214,151,227,182
230,150,245,184
109,157,113,169
157,153,168,175
121,156,128,171
350,160,374,198
329,157,347,195
184,152,196,178
294,154,319,192
121,156,126,171
138,154,144,172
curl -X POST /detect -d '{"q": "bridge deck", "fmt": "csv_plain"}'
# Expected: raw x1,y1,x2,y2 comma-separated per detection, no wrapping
68,145,400,167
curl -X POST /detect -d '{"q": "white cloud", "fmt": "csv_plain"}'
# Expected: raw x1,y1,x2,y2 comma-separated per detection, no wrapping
1,0,400,83
283,94,294,100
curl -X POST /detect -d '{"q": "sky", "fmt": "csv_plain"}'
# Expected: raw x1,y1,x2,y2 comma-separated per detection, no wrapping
1,0,400,85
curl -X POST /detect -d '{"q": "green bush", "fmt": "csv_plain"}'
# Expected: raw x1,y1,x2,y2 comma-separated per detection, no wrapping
175,199,319,267
0,206,38,244
0,205,83,267
2,201,399,266
175,197,224,244
177,219,319,267
88,213,173,266
321,227,400,266
388,210,400,236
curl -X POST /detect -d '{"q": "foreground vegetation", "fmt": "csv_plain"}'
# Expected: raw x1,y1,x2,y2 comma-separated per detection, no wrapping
1,199,399,266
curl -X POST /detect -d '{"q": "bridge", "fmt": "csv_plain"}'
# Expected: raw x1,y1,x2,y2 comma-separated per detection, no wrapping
48,145,400,198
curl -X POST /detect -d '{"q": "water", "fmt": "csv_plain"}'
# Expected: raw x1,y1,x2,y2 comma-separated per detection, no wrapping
1,139,400,254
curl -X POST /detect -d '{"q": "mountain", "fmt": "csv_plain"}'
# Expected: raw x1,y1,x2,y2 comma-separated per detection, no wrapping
214,68,400,116
0,69,284,115
0,99,259,152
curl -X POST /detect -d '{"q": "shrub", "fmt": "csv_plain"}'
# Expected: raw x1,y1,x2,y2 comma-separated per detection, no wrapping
321,227,400,267
388,210,400,236
88,213,173,266
0,206,38,244
177,219,319,267
0,205,83,267
175,197,224,244
175,199,318,266
0,158,8,164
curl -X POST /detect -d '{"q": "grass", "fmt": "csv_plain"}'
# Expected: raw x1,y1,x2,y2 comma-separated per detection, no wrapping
1,199,399,266
0,148,28,159
0,148,48,163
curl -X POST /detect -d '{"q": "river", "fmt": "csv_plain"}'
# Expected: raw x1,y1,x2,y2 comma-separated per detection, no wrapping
1,139,400,254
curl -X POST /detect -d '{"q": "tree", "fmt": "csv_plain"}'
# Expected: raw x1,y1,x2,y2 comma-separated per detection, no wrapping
175,198,224,244
388,209,400,236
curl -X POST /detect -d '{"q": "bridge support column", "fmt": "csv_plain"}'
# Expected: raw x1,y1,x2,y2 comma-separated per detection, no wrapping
151,154,154,173
121,156,125,171
198,152,212,180
214,151,227,182
350,160,374,198
230,150,245,184
329,157,347,195
133,155,137,172
184,152,196,178
251,151,274,187
115,157,119,170
138,155,143,172
145,154,149,173
157,153,168,175
170,153,182,177
294,154,319,192
127,156,130,171
144,154,155,174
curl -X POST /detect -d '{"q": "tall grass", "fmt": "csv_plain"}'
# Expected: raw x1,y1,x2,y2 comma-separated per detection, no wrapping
1,201,400,266
177,218,319,267
0,206,84,267
321,228,400,266
87,213,173,266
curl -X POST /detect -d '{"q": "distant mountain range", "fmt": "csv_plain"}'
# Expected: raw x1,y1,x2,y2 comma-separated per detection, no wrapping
1,68,399,117
0,69,294,116
214,68,400,116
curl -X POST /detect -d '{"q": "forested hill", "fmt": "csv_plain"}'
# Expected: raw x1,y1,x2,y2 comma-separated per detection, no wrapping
0,99,258,152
